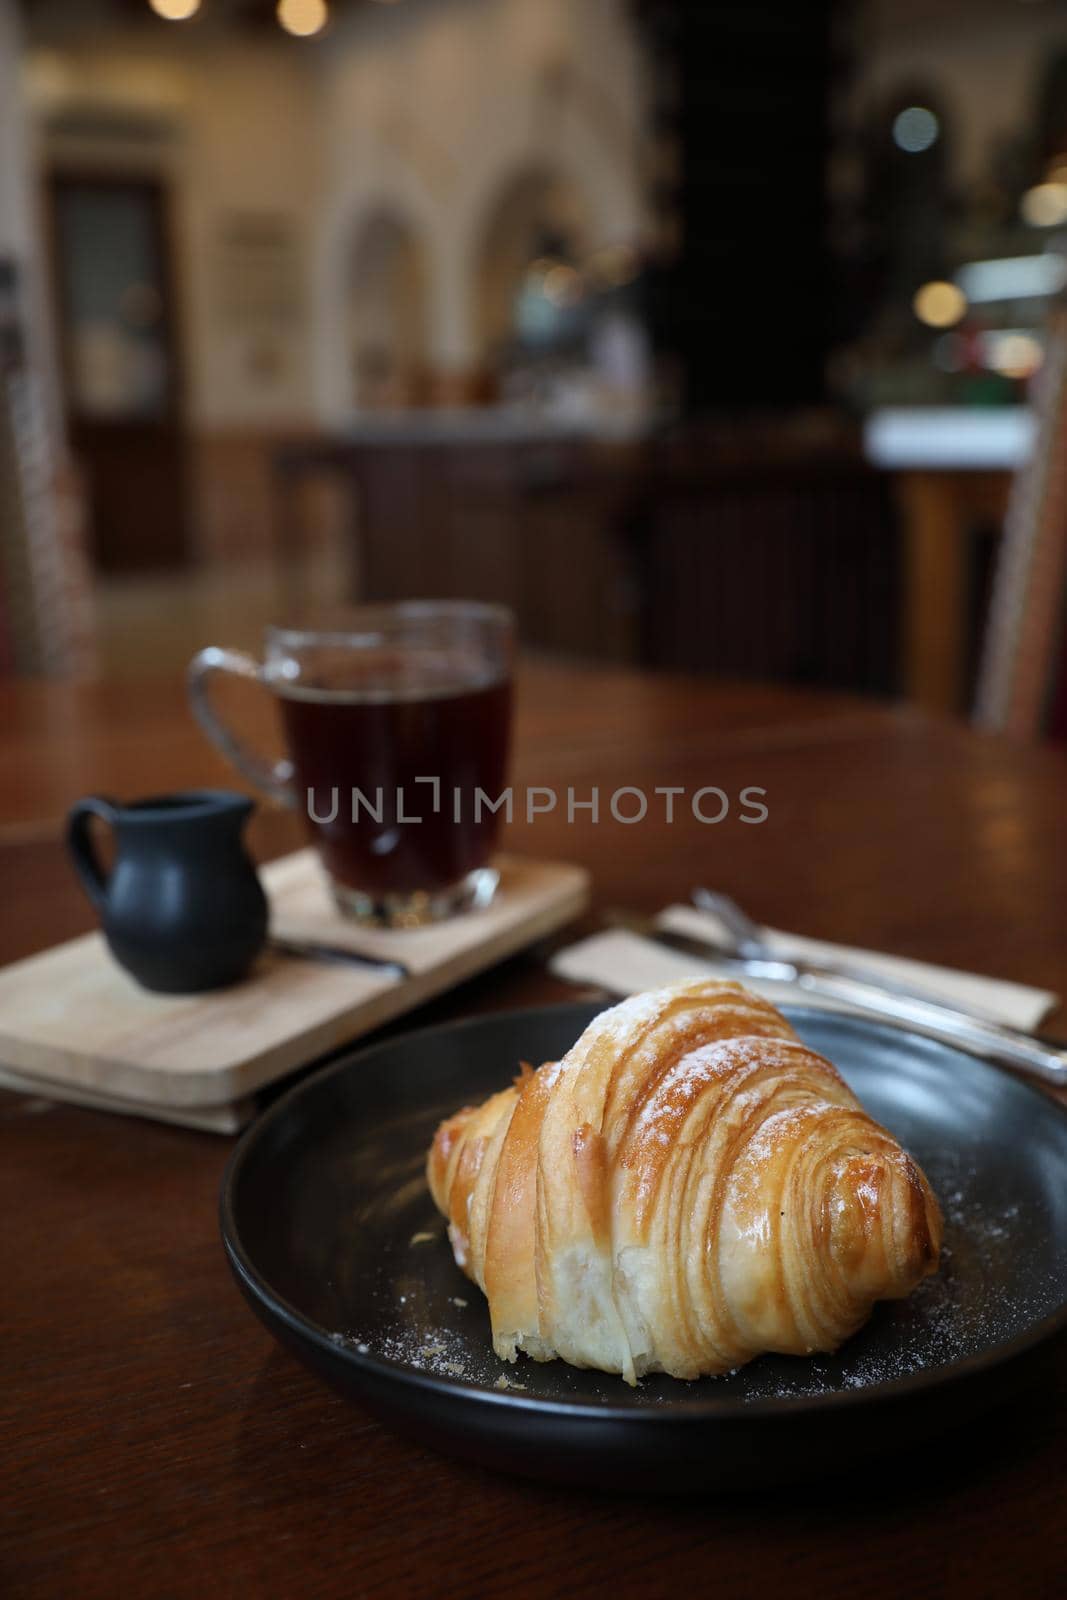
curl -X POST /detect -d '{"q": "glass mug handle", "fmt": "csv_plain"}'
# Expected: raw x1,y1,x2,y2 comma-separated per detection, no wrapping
187,647,295,807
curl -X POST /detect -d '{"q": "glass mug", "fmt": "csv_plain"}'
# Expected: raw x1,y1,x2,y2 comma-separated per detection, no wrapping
188,602,514,925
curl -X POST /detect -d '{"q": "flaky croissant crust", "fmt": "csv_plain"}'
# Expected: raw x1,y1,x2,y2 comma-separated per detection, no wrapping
427,980,941,1384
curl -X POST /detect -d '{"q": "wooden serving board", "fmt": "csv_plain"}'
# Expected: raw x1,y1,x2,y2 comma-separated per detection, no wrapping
0,851,589,1120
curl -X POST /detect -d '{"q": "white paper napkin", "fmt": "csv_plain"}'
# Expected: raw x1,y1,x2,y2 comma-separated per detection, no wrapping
550,905,1058,1034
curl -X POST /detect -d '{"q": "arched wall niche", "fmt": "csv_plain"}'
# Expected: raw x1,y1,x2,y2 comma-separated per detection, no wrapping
471,165,596,362
346,205,430,409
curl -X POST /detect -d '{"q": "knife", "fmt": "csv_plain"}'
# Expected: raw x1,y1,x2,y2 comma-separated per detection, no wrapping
604,912,1067,1088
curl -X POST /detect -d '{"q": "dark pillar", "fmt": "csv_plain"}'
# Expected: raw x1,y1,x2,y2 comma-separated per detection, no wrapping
636,0,838,415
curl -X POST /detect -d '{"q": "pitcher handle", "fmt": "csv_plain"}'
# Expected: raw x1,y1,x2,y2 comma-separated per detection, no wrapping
187,647,295,807
67,795,120,913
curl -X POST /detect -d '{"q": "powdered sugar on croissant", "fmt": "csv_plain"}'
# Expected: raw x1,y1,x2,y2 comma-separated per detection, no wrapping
426,980,941,1384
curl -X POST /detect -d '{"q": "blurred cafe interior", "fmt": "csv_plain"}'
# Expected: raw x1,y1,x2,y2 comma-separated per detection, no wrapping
4,0,1067,736
7,5,1067,1582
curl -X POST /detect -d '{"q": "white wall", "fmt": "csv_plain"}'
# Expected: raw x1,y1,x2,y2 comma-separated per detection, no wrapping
23,0,649,431
26,35,321,428
0,0,33,260
181,47,322,428
1,0,62,440
314,0,649,418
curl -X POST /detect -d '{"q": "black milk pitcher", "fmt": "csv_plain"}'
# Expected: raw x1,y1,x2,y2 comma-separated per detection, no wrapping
67,790,268,994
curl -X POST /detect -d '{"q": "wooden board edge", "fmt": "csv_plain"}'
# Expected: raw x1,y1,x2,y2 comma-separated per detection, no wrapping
0,1064,254,1133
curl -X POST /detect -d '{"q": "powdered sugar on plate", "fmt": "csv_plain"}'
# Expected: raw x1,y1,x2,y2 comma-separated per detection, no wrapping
327,1144,1063,1406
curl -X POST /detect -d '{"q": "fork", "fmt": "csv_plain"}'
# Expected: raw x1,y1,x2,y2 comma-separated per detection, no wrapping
687,888,1067,1087
692,888,1007,1020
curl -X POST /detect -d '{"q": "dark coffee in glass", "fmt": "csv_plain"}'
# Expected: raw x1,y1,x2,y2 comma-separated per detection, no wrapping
189,604,514,924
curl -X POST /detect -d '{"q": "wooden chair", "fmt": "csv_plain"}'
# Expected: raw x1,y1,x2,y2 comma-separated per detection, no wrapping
0,344,96,678
974,304,1067,738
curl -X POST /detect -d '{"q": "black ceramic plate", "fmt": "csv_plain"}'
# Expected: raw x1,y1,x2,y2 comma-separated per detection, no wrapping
221,1003,1067,1491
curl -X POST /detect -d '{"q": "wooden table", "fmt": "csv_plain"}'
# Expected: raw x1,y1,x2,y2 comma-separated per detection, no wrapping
3,661,1066,1598
894,467,1011,714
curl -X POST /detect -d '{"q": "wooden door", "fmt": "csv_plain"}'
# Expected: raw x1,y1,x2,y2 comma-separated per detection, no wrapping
48,173,188,572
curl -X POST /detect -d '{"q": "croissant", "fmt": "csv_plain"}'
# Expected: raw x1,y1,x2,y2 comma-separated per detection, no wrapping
427,979,941,1384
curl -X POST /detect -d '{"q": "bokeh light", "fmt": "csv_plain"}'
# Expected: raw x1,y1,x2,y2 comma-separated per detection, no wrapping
892,107,939,154
277,0,329,38
1020,182,1067,227
148,0,201,20
986,331,1043,378
932,333,965,373
913,280,967,328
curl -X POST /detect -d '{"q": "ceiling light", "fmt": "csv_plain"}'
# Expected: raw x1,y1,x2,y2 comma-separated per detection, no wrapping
148,0,201,19
277,0,329,38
